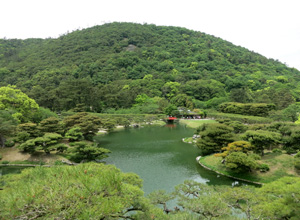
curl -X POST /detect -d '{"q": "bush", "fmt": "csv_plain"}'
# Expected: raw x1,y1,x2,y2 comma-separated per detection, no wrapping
0,154,2,160
294,158,300,170
16,131,31,142
4,139,15,148
208,112,272,124
1,160,9,164
272,148,282,153
219,102,275,117
286,148,298,154
295,152,300,158
259,163,270,172
249,153,261,160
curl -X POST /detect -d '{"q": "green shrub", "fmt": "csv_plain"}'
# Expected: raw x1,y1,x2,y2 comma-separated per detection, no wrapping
272,148,282,153
294,152,300,158
16,131,31,142
249,153,261,160
1,161,9,164
286,148,298,154
208,112,272,124
294,158,300,170
4,139,15,148
259,163,270,172
0,154,2,160
219,102,275,117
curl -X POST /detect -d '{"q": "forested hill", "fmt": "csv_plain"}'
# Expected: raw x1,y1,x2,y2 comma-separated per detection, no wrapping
0,22,299,113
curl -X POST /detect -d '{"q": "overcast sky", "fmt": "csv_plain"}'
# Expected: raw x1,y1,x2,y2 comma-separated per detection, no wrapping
1,0,299,70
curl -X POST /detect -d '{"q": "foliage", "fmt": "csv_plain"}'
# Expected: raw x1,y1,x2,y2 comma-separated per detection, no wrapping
67,142,110,163
259,163,270,172
256,177,300,219
0,85,39,122
219,120,248,134
163,104,177,116
15,131,31,142
38,117,65,134
224,152,259,172
295,151,300,158
0,163,165,219
0,110,17,147
174,180,230,219
101,118,117,132
17,123,41,139
63,112,102,140
65,126,83,142
281,126,300,153
295,158,300,170
242,130,282,156
196,123,234,155
208,111,272,124
215,141,252,158
1,23,299,114
148,190,175,214
219,102,275,117
272,148,282,153
18,133,63,154
1,161,299,219
31,107,58,123
281,103,300,122
4,139,15,148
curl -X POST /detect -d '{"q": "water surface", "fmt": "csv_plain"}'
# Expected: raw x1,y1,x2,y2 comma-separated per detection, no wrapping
96,124,244,194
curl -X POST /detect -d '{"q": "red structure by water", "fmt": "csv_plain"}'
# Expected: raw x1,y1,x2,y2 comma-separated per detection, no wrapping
168,117,177,121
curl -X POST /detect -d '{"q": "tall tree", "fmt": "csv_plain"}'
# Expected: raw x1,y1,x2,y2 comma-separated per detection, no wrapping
196,123,234,155
0,110,17,147
242,130,281,156
0,85,39,122
63,112,102,140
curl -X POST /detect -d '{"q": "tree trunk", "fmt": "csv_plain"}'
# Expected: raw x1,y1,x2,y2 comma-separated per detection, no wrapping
0,135,6,148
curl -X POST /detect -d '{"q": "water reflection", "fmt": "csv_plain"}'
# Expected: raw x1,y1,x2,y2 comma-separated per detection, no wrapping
165,123,177,128
96,124,252,194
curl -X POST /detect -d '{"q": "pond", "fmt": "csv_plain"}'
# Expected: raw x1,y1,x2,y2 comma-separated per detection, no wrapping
95,123,249,194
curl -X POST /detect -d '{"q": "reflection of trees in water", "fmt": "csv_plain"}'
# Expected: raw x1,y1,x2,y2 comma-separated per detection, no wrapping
165,123,177,128
195,164,258,187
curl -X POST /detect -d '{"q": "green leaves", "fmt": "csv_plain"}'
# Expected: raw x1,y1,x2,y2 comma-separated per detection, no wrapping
0,163,159,219
18,133,63,154
225,152,259,172
0,110,17,147
65,126,83,142
67,141,110,163
242,130,281,156
0,85,39,123
196,123,234,155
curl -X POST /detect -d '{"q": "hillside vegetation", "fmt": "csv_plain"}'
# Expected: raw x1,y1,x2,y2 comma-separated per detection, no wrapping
1,22,299,114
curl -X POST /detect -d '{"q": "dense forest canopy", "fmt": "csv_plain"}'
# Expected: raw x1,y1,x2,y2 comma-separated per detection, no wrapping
0,22,299,113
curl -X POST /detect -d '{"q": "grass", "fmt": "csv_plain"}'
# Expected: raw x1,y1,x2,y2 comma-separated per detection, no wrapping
179,119,216,129
207,112,272,124
199,152,300,183
182,137,194,143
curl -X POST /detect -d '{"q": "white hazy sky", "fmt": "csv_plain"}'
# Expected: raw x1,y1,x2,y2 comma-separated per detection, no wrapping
1,0,299,70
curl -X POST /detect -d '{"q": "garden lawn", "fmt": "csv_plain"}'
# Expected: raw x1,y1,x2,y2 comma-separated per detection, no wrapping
179,119,216,129
199,152,299,184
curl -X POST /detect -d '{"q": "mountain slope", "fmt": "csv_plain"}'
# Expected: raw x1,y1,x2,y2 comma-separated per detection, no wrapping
0,22,299,112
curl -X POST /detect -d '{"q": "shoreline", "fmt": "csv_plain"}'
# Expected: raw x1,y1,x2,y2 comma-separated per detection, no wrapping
196,156,263,185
